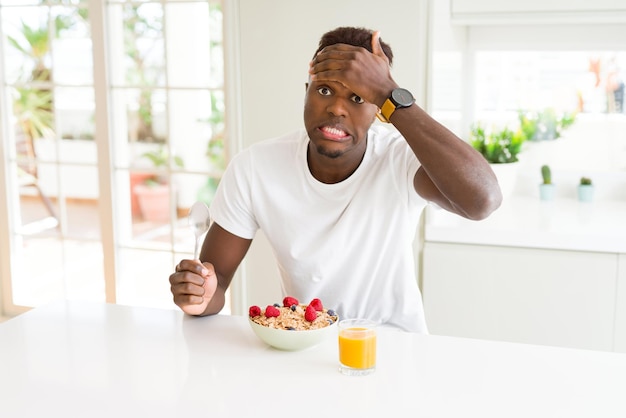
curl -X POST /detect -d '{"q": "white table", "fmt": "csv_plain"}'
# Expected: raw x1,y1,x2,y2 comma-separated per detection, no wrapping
1,301,625,417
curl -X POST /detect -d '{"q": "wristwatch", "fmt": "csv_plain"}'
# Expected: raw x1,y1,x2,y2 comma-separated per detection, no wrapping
377,88,415,123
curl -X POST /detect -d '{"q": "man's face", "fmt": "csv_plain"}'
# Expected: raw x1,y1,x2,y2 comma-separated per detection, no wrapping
303,80,378,159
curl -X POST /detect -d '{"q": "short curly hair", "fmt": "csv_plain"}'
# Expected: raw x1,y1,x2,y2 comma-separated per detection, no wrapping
313,26,394,66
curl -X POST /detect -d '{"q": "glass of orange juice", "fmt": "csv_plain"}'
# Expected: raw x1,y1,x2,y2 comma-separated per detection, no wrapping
338,319,377,376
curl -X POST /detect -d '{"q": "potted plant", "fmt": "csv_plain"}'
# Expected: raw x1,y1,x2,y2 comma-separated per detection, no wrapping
470,123,526,164
539,164,556,201
470,123,526,198
577,176,594,202
133,147,184,222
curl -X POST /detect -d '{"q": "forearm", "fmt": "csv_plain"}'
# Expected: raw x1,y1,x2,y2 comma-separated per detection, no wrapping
390,103,502,219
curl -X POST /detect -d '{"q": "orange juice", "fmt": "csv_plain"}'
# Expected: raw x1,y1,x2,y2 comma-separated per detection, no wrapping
339,328,376,369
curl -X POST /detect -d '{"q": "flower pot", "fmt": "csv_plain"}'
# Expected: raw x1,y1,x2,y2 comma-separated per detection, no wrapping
539,184,556,201
577,184,594,202
490,162,520,200
130,173,154,216
134,183,171,222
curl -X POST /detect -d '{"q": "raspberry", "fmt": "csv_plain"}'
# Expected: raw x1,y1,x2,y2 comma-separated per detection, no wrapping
309,298,323,311
304,304,317,322
283,296,299,307
265,305,280,318
249,305,261,317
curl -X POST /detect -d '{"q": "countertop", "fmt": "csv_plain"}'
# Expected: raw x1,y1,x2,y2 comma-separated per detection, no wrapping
2,300,626,417
424,197,626,253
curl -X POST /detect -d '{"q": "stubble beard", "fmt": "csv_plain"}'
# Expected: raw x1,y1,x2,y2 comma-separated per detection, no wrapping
315,143,343,159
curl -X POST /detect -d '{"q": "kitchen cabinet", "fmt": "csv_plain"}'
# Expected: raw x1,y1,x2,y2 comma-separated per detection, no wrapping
422,242,621,352
615,254,626,352
450,0,626,24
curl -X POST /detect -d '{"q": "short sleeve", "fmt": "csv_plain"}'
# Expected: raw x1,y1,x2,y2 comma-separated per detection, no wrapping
209,150,259,239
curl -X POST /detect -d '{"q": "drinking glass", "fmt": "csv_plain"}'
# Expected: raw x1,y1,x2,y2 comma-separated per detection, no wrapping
338,319,377,376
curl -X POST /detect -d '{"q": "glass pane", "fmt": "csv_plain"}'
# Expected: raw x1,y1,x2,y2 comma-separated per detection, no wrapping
112,87,167,147
51,5,92,85
50,0,89,5
0,1,41,5
169,89,224,172
64,196,101,241
1,6,48,83
17,174,60,236
63,240,105,301
2,6,57,85
470,50,626,175
117,248,179,310
132,179,174,225
12,236,65,306
57,86,95,141
110,87,168,168
108,2,165,88
12,236,105,306
107,0,150,3
10,85,55,148
474,51,626,118
165,2,212,87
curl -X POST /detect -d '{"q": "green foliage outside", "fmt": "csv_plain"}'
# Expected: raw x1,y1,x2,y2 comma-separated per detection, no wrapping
471,108,578,164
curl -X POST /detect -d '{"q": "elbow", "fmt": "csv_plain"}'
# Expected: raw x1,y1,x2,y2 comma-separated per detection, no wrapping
468,187,503,221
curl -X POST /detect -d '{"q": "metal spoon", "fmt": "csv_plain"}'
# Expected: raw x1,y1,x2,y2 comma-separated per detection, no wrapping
188,201,211,260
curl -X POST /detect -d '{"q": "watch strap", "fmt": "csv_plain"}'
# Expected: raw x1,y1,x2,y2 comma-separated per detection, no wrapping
378,98,396,123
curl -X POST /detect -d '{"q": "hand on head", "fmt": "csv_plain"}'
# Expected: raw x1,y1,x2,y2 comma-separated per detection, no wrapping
308,30,396,108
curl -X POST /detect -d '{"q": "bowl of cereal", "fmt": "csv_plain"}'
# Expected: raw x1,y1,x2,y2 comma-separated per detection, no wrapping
248,296,339,351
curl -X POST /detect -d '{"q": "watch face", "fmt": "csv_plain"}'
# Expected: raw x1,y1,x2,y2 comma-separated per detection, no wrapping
391,88,414,108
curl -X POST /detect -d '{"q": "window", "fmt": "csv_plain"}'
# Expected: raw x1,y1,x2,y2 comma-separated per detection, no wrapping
0,0,226,315
430,4,626,175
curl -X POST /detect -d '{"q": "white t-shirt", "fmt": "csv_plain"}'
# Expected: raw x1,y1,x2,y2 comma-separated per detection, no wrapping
210,125,429,333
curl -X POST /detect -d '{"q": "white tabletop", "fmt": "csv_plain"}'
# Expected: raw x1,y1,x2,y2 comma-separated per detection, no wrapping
1,301,625,417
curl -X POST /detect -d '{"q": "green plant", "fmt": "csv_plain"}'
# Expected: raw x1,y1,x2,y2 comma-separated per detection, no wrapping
123,3,163,142
580,177,592,186
141,147,184,186
13,87,54,140
470,123,526,164
541,165,552,185
8,11,87,143
518,108,577,141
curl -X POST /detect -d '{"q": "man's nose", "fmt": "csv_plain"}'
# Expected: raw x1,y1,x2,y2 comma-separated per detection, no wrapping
326,97,349,116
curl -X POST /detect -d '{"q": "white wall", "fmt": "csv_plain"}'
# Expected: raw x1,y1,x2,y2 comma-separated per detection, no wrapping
226,0,431,312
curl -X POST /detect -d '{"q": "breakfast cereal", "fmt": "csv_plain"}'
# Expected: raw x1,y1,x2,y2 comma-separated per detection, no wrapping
249,297,338,331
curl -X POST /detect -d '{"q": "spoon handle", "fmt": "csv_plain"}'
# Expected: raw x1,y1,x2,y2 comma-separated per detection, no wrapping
194,238,200,260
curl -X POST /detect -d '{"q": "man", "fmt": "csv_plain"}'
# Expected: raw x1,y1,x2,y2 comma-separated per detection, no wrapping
169,27,502,333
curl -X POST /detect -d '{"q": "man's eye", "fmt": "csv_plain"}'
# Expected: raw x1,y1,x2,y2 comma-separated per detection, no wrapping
317,87,332,96
351,95,364,104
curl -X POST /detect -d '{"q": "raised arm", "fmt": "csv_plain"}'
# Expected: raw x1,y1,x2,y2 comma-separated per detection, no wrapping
309,31,502,220
169,222,252,316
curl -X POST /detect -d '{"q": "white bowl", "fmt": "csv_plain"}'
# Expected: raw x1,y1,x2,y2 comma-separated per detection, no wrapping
248,318,337,351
